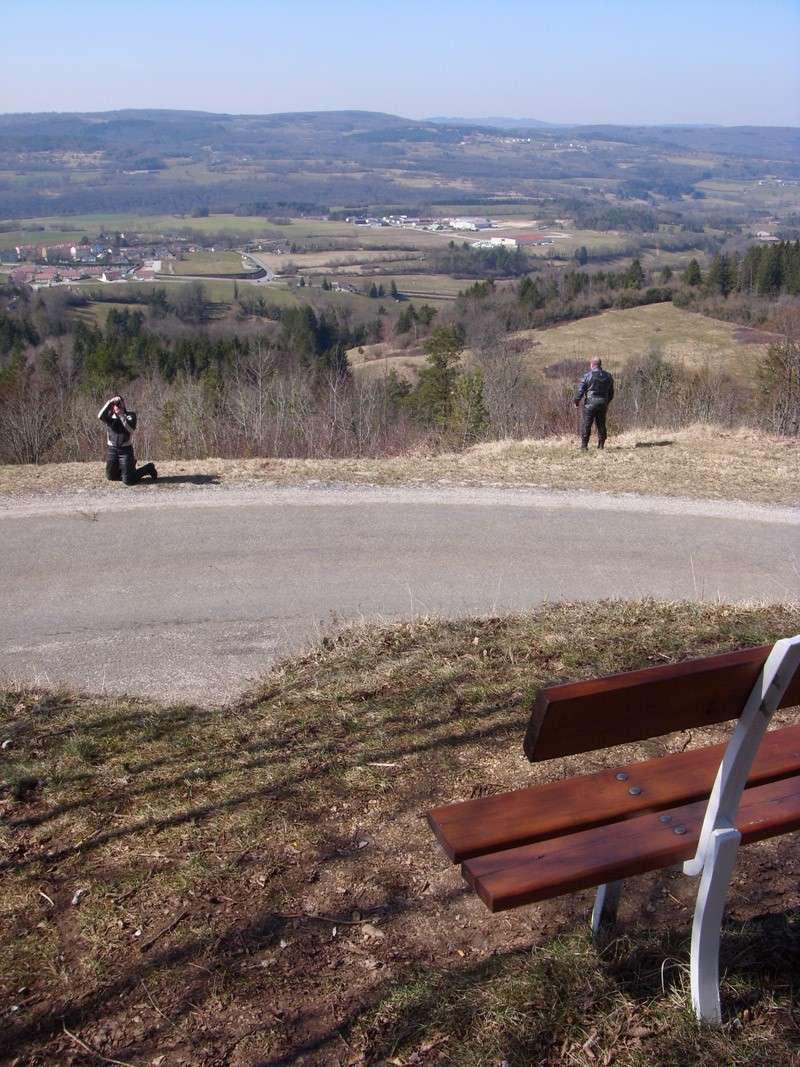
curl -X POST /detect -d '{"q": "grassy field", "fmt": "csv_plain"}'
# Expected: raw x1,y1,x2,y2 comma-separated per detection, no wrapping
71,300,142,327
696,179,800,211
0,213,286,250
2,426,797,505
347,303,779,389
249,248,424,277
514,302,777,380
2,600,800,1065
69,278,300,306
166,251,259,277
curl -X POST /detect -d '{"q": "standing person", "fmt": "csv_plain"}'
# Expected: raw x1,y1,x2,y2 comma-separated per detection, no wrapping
98,395,158,485
574,358,614,450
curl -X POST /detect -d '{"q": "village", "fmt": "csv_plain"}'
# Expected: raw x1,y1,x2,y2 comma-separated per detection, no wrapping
1,213,572,290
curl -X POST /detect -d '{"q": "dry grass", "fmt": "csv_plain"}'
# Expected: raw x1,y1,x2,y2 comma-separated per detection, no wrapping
167,251,258,277
2,600,800,1065
514,302,776,379
1,426,797,505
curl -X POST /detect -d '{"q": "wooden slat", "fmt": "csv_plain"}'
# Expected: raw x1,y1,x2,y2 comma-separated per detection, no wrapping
463,773,800,912
524,643,800,762
428,723,800,862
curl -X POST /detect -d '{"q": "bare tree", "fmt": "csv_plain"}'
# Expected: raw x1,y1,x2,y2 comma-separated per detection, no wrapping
759,310,800,436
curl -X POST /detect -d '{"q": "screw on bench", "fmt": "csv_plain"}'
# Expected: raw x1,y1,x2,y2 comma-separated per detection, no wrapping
615,772,629,781
628,785,643,796
660,814,673,824
673,825,688,835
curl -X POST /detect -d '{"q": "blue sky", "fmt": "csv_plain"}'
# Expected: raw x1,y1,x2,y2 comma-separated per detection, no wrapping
2,0,799,124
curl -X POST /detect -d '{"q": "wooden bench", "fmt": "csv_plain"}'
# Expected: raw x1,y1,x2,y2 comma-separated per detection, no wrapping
427,638,800,1023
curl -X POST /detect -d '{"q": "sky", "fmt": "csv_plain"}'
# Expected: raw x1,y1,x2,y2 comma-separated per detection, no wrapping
2,0,799,125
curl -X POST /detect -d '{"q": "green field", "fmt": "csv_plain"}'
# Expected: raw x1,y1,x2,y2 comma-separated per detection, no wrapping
0,213,288,249
70,278,300,307
164,250,259,276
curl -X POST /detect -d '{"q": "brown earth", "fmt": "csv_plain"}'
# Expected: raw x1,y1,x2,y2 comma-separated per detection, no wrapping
2,601,800,1066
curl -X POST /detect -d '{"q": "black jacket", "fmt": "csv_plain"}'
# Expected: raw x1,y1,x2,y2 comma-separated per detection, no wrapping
575,368,614,405
98,400,137,448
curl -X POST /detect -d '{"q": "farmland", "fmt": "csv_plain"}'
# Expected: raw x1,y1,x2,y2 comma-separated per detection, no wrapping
164,250,261,277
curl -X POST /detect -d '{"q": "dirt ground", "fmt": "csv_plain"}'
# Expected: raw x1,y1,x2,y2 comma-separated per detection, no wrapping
1,426,797,507
2,601,800,1066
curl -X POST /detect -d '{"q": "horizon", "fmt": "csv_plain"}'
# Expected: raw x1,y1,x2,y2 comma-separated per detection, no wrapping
3,0,799,126
0,105,796,131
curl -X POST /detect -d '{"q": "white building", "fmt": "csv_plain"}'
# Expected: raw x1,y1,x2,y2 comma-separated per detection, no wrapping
448,216,492,231
471,237,518,250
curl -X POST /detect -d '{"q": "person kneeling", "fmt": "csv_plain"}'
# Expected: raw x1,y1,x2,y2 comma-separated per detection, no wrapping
98,395,158,485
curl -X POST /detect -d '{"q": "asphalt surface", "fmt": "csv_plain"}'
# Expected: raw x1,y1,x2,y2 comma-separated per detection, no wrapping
1,483,798,704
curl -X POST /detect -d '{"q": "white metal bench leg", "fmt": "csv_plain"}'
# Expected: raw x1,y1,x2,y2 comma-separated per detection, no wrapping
591,880,622,935
690,825,741,1024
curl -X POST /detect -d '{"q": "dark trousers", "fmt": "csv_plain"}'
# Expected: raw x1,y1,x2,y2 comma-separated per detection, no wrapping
580,401,608,448
106,446,156,485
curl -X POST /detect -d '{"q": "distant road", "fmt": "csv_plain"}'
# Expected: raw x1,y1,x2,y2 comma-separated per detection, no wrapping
1,484,797,705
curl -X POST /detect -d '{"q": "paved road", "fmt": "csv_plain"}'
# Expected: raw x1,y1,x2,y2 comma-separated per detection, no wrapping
1,484,797,704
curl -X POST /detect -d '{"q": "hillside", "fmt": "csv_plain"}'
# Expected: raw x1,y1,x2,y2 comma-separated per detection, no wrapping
1,109,797,220
348,303,778,386
513,302,776,379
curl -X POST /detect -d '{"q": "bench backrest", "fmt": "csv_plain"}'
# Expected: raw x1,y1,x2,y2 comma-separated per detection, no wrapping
524,644,800,762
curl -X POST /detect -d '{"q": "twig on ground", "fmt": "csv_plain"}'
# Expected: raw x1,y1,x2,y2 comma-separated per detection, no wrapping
112,872,152,904
275,911,381,926
139,910,188,952
140,980,173,1022
62,1024,137,1067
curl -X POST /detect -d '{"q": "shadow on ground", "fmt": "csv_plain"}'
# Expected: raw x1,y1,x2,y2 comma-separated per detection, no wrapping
153,474,221,486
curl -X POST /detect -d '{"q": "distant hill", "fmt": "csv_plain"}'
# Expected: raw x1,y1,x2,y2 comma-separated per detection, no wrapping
428,116,558,129
0,108,797,220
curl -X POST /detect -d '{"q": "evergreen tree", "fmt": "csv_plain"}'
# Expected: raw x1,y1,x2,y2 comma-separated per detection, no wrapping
624,258,645,289
659,265,673,282
390,279,399,300
416,304,437,327
684,258,702,287
411,324,463,426
707,253,736,297
453,369,489,442
395,305,417,335
756,245,783,296
518,275,545,309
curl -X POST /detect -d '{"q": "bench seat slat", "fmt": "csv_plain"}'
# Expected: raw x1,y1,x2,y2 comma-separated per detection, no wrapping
463,774,800,912
428,724,800,863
